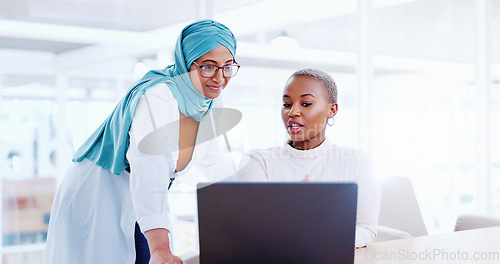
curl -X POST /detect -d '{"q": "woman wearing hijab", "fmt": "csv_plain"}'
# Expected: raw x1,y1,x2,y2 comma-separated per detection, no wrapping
237,68,380,248
44,20,239,264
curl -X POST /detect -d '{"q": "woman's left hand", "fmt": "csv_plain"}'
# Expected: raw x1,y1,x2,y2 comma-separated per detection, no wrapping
149,250,185,264
145,228,185,264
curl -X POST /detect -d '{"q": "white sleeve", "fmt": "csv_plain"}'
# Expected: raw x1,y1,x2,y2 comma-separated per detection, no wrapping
126,83,179,234
236,152,268,182
354,151,381,248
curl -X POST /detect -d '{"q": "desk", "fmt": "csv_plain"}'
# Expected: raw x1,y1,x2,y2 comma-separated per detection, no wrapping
355,226,500,263
183,227,500,264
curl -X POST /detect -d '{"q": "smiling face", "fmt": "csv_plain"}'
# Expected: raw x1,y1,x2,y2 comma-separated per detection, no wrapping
281,75,338,150
188,45,235,99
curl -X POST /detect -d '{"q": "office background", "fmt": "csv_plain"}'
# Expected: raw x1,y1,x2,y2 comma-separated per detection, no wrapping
0,0,498,263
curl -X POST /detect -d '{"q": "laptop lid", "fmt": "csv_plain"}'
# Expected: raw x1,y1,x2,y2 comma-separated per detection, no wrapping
196,182,358,264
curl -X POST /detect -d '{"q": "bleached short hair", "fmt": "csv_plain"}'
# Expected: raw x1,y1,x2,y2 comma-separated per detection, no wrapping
288,68,337,103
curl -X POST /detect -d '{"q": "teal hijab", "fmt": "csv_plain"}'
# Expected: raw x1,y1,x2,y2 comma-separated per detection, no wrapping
73,19,237,175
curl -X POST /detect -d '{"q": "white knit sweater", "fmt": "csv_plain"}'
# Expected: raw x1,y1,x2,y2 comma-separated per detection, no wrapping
237,139,380,248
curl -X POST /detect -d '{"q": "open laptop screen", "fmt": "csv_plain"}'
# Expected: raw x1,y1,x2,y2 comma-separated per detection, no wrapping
196,182,358,264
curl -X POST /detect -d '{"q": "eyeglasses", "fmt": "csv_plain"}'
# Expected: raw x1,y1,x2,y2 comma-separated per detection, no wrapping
192,61,240,78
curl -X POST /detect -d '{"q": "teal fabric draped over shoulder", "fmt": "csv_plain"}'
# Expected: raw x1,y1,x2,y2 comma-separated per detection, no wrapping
72,19,237,175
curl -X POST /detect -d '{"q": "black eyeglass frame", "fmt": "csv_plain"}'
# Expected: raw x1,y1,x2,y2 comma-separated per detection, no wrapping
192,61,240,78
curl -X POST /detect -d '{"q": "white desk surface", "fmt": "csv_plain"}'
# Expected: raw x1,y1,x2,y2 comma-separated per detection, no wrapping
355,226,500,263
183,226,500,264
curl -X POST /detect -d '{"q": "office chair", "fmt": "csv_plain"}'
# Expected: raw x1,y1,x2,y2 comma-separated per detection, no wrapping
374,175,428,242
454,213,500,231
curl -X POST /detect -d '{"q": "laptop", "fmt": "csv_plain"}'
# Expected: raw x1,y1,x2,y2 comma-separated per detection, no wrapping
196,182,358,264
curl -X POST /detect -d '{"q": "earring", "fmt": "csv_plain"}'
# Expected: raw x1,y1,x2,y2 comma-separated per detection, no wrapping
327,117,335,126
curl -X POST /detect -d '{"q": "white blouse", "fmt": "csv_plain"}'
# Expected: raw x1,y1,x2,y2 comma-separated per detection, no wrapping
237,139,380,248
